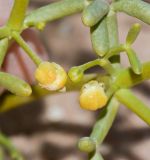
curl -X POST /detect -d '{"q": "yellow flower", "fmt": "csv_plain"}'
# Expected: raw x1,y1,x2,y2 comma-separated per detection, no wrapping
35,61,67,91
79,81,108,110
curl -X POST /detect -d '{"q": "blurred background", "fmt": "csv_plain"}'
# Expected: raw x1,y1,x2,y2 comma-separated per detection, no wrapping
0,0,150,159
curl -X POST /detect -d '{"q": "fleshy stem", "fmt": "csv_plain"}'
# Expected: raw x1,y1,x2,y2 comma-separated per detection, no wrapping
115,89,150,125
90,97,119,145
0,27,11,39
78,59,115,75
89,151,104,160
88,6,120,160
0,133,23,160
79,99,119,160
7,0,29,31
106,60,150,99
0,74,97,112
0,147,4,160
11,31,42,66
0,38,9,68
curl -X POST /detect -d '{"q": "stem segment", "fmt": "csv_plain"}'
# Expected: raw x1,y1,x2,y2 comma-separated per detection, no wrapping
115,89,150,125
89,152,104,160
90,97,119,145
7,0,29,31
0,133,23,160
0,38,8,67
80,59,115,75
12,31,42,66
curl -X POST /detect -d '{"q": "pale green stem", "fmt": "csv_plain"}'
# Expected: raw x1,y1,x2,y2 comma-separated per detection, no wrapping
0,133,23,160
0,27,11,39
7,0,29,31
115,89,150,125
113,61,150,89
0,74,97,112
12,31,42,66
0,147,4,160
104,44,125,59
0,38,9,67
103,60,150,99
89,152,104,160
90,97,119,145
79,59,115,75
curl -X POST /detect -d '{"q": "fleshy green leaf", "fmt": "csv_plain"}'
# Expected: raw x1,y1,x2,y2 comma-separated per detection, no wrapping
82,0,109,27
0,72,32,97
126,23,141,45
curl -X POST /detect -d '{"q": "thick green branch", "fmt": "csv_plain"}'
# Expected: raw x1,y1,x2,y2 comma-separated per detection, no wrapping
113,61,150,89
7,0,29,31
0,74,97,112
115,89,150,125
0,38,9,67
90,97,119,145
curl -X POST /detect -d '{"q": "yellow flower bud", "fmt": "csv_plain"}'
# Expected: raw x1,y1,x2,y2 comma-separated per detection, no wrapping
35,61,67,91
79,81,108,110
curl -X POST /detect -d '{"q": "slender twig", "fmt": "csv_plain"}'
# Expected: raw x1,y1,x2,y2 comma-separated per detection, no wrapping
12,31,42,66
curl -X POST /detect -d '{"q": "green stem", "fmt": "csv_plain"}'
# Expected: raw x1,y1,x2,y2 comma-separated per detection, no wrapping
115,89,150,125
89,152,104,160
90,97,119,145
0,27,11,39
23,0,87,28
112,0,150,25
0,74,97,112
80,59,115,75
0,133,23,160
0,38,9,67
0,147,4,160
12,31,42,66
113,61,150,89
104,44,125,59
7,0,29,31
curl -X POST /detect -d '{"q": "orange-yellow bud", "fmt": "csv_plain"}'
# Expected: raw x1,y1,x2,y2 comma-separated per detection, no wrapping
79,81,108,110
35,61,67,91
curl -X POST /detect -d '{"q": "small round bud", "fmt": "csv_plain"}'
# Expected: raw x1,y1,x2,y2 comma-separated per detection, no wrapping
78,137,96,153
79,81,108,110
35,61,67,91
68,67,83,83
